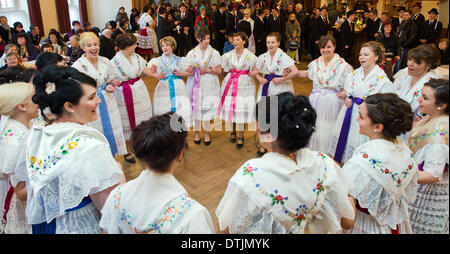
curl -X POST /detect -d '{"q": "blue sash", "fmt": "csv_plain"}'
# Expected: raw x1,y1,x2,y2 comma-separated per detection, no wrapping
162,74,182,112
96,83,118,156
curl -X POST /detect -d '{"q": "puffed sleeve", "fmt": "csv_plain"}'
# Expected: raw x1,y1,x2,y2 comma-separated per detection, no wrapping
221,52,231,72
99,185,123,234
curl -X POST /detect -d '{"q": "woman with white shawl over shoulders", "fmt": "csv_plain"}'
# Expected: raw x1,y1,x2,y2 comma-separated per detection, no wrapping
408,79,449,234
216,92,355,234
111,33,153,141
0,82,39,234
329,41,394,164
393,44,442,142
25,66,125,234
341,93,419,234
296,35,353,155
100,112,215,234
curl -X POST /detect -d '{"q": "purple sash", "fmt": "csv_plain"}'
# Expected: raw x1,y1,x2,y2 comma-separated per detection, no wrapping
191,68,201,118
334,96,364,163
262,74,282,97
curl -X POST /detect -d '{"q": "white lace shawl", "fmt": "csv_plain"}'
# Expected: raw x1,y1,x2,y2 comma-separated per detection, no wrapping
72,55,121,85
25,122,123,224
216,149,355,234
307,54,353,90
344,65,394,98
343,139,419,229
111,51,147,81
221,48,257,72
255,48,295,76
100,170,215,234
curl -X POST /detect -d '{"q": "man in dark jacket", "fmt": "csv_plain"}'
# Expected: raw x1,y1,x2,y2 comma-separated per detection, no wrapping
411,3,425,28
226,5,239,36
418,8,443,45
391,7,405,34
27,25,42,51
267,7,287,51
365,9,381,41
294,3,307,62
156,8,172,54
175,4,193,56
254,8,267,56
213,3,228,54
339,10,356,63
311,6,329,60
397,10,418,70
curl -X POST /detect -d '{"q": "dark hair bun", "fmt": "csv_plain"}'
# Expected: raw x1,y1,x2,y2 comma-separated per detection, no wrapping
365,93,414,139
256,92,317,153
32,65,97,120
131,112,187,173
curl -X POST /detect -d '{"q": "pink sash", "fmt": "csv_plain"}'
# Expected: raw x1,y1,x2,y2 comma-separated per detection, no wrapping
121,77,141,131
217,69,249,122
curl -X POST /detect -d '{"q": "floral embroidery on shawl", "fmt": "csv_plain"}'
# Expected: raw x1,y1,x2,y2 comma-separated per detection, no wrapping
28,135,82,176
409,129,449,150
360,151,415,187
113,186,193,234
241,152,329,227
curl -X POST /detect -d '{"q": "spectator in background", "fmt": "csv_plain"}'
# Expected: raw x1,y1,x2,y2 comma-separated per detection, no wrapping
84,22,99,37
66,35,83,65
11,22,26,44
104,20,117,33
27,25,42,51
0,44,17,68
327,3,339,26
286,13,301,64
0,52,23,71
99,29,116,60
438,38,449,65
365,9,380,41
130,8,140,33
411,3,425,28
398,10,418,70
0,34,5,55
115,7,129,23
294,3,307,62
376,23,401,80
41,29,67,56
176,4,194,56
418,8,443,45
15,33,39,62
339,10,356,63
0,16,13,43
41,43,54,53
267,7,287,51
392,7,405,33
213,2,227,54
69,20,82,38
223,33,234,54
195,6,210,31
311,6,329,60
112,18,131,41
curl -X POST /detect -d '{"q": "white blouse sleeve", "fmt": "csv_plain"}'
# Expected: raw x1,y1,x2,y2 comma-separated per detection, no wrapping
147,57,161,73
99,185,123,234
280,52,295,70
337,63,354,91
307,61,315,81
255,55,265,72
211,50,222,67
415,144,449,181
178,202,215,234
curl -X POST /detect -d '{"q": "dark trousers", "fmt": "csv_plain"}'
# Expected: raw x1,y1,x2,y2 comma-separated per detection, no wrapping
178,32,192,57
214,32,226,55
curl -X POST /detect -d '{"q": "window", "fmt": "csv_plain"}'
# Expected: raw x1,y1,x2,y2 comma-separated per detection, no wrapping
0,0,30,32
68,0,80,26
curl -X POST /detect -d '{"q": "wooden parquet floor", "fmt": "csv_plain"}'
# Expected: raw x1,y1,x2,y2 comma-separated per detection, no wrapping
116,59,313,233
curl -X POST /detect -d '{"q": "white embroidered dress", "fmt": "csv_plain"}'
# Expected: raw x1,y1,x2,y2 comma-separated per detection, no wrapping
408,115,449,234
72,55,128,155
255,48,295,102
185,45,222,122
138,13,159,54
25,122,123,234
219,48,257,124
111,51,153,139
216,149,355,234
0,118,30,234
100,169,215,234
393,68,443,142
148,54,193,127
306,54,353,154
329,66,394,163
341,139,419,234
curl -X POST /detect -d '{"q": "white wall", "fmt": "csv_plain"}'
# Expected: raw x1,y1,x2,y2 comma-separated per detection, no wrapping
86,0,132,29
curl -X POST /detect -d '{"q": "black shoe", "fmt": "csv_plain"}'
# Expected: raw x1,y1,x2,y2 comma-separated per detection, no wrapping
124,153,136,164
204,135,211,146
194,138,201,145
230,132,236,143
236,137,244,149
257,147,267,157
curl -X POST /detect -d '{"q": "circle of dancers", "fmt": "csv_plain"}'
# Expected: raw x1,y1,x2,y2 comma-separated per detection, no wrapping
0,28,448,234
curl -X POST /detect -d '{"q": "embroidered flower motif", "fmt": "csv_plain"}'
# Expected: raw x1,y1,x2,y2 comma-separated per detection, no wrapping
242,163,258,177
68,141,78,150
384,169,389,174
30,156,37,165
270,190,288,206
